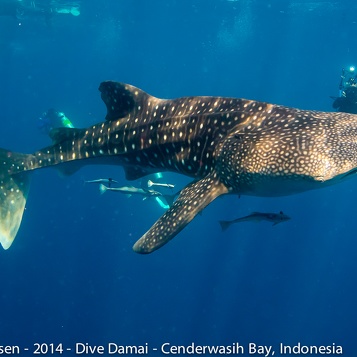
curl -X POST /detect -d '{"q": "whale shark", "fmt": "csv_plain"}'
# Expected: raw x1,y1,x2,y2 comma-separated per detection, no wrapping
1,81,357,253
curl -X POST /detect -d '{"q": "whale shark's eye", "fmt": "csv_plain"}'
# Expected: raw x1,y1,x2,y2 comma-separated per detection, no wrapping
234,134,241,140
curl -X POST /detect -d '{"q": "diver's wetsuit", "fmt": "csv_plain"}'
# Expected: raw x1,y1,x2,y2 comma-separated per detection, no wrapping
333,87,357,114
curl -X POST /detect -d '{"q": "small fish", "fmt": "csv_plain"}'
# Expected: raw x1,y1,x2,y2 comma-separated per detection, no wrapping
99,184,163,199
85,178,119,187
219,211,291,231
147,179,175,189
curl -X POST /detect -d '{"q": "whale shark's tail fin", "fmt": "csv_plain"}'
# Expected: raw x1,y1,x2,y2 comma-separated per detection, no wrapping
0,148,31,250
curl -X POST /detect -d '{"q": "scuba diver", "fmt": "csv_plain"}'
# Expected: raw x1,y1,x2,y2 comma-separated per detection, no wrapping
37,108,74,135
332,66,357,114
1,0,80,22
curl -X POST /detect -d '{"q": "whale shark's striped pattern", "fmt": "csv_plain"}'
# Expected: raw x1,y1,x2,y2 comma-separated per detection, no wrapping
1,81,357,253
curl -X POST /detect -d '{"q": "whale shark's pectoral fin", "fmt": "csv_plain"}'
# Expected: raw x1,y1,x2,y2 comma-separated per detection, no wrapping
0,173,30,250
133,173,229,254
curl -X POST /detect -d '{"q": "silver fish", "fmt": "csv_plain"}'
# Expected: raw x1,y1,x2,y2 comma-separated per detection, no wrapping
85,178,119,186
219,211,291,231
147,179,175,189
99,184,162,199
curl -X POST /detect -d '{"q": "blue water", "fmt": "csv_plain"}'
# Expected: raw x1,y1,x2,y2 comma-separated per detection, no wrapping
1,0,357,355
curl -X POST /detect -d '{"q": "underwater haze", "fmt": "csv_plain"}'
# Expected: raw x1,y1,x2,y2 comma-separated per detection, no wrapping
1,0,357,355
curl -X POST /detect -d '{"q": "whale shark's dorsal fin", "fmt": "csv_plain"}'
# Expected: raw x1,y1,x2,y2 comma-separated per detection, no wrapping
99,81,159,121
133,172,229,253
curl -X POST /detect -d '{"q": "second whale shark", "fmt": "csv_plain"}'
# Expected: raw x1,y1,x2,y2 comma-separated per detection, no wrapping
1,81,357,253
